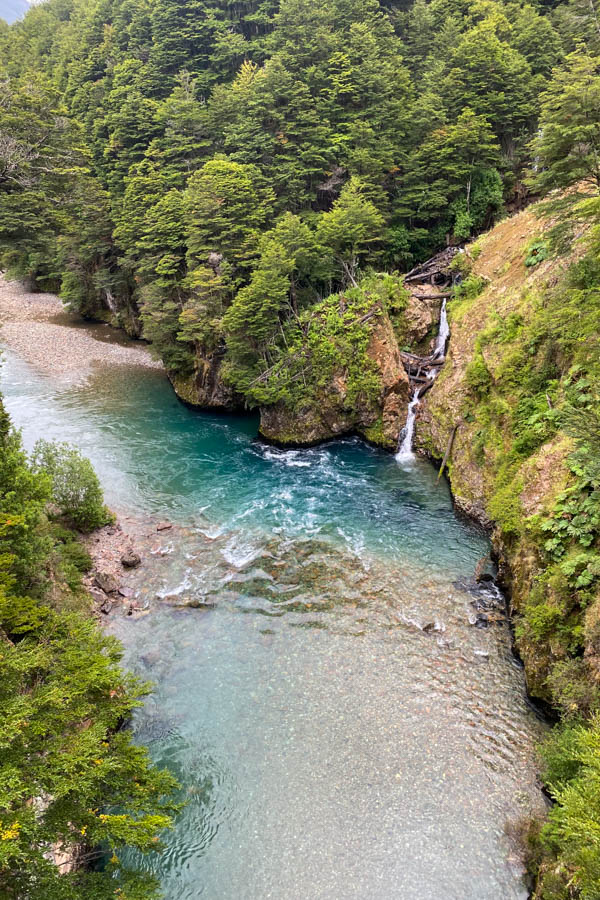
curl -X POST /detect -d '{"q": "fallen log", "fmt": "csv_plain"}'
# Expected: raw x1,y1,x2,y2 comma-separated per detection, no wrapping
417,380,434,397
437,423,461,481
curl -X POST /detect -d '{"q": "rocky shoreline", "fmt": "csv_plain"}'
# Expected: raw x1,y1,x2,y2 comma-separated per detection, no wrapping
82,516,182,618
0,275,162,381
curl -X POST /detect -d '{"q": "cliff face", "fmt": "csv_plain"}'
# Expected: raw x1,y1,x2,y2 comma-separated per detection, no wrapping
416,201,597,703
258,291,444,448
169,348,240,410
259,306,411,447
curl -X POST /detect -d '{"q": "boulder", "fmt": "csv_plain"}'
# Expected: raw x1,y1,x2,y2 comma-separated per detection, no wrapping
121,550,141,568
89,586,107,604
93,572,119,594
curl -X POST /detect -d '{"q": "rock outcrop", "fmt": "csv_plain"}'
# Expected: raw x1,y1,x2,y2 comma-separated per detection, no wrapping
415,200,593,700
259,305,411,448
169,348,240,410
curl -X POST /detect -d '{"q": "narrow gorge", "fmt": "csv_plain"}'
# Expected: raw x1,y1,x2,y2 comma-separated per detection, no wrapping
0,271,547,899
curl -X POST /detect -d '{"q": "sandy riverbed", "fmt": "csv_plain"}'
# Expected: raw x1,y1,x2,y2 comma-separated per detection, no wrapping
0,275,162,380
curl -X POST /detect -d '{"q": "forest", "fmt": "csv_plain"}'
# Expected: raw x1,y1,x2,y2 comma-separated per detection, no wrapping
3,0,600,896
0,0,596,415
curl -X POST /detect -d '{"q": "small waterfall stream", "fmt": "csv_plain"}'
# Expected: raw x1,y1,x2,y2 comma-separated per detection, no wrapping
395,391,420,461
433,298,449,358
396,298,450,463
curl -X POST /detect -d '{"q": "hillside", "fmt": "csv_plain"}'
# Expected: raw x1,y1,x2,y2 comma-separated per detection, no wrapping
417,196,600,897
2,0,600,896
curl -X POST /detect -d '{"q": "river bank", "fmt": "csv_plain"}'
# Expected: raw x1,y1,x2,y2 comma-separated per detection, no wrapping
0,275,162,381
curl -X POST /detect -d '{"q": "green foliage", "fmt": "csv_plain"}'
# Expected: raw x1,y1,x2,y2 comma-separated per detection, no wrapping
535,718,600,899
488,469,524,538
0,408,51,595
231,277,390,413
0,400,179,899
525,240,549,268
453,273,486,302
465,350,492,397
398,108,502,246
530,50,600,197
30,440,113,532
315,177,383,285
0,0,570,387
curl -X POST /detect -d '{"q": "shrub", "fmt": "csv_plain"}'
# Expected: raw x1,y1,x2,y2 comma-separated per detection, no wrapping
536,717,600,900
525,240,549,267
453,273,486,301
31,440,113,531
465,351,492,396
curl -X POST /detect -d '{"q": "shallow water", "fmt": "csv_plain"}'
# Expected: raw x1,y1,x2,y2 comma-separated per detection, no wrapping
1,348,546,899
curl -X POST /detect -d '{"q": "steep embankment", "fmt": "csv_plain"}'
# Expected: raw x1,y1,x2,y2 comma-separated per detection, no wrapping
417,199,600,709
258,282,444,449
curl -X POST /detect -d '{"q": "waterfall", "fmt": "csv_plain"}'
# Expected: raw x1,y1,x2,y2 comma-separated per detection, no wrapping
104,289,117,315
396,298,451,463
395,390,420,462
433,299,450,358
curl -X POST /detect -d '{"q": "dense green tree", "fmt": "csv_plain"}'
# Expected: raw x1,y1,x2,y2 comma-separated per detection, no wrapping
30,440,113,531
0,401,179,899
0,72,84,285
531,50,600,196
398,108,501,240
136,188,192,370
209,57,332,211
440,18,535,157
153,72,210,183
316,177,384,285
184,156,275,287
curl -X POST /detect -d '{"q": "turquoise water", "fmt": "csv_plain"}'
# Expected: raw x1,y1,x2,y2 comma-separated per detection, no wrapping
1,349,546,899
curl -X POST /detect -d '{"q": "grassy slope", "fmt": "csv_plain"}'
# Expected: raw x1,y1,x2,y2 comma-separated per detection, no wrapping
418,199,599,706
417,199,600,895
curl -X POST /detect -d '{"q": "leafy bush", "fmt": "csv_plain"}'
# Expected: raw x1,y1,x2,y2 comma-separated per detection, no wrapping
465,350,492,396
453,273,486,302
31,440,113,531
525,240,549,267
535,718,600,899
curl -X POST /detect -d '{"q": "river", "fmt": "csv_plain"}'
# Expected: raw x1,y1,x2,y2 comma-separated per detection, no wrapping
0,296,546,899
